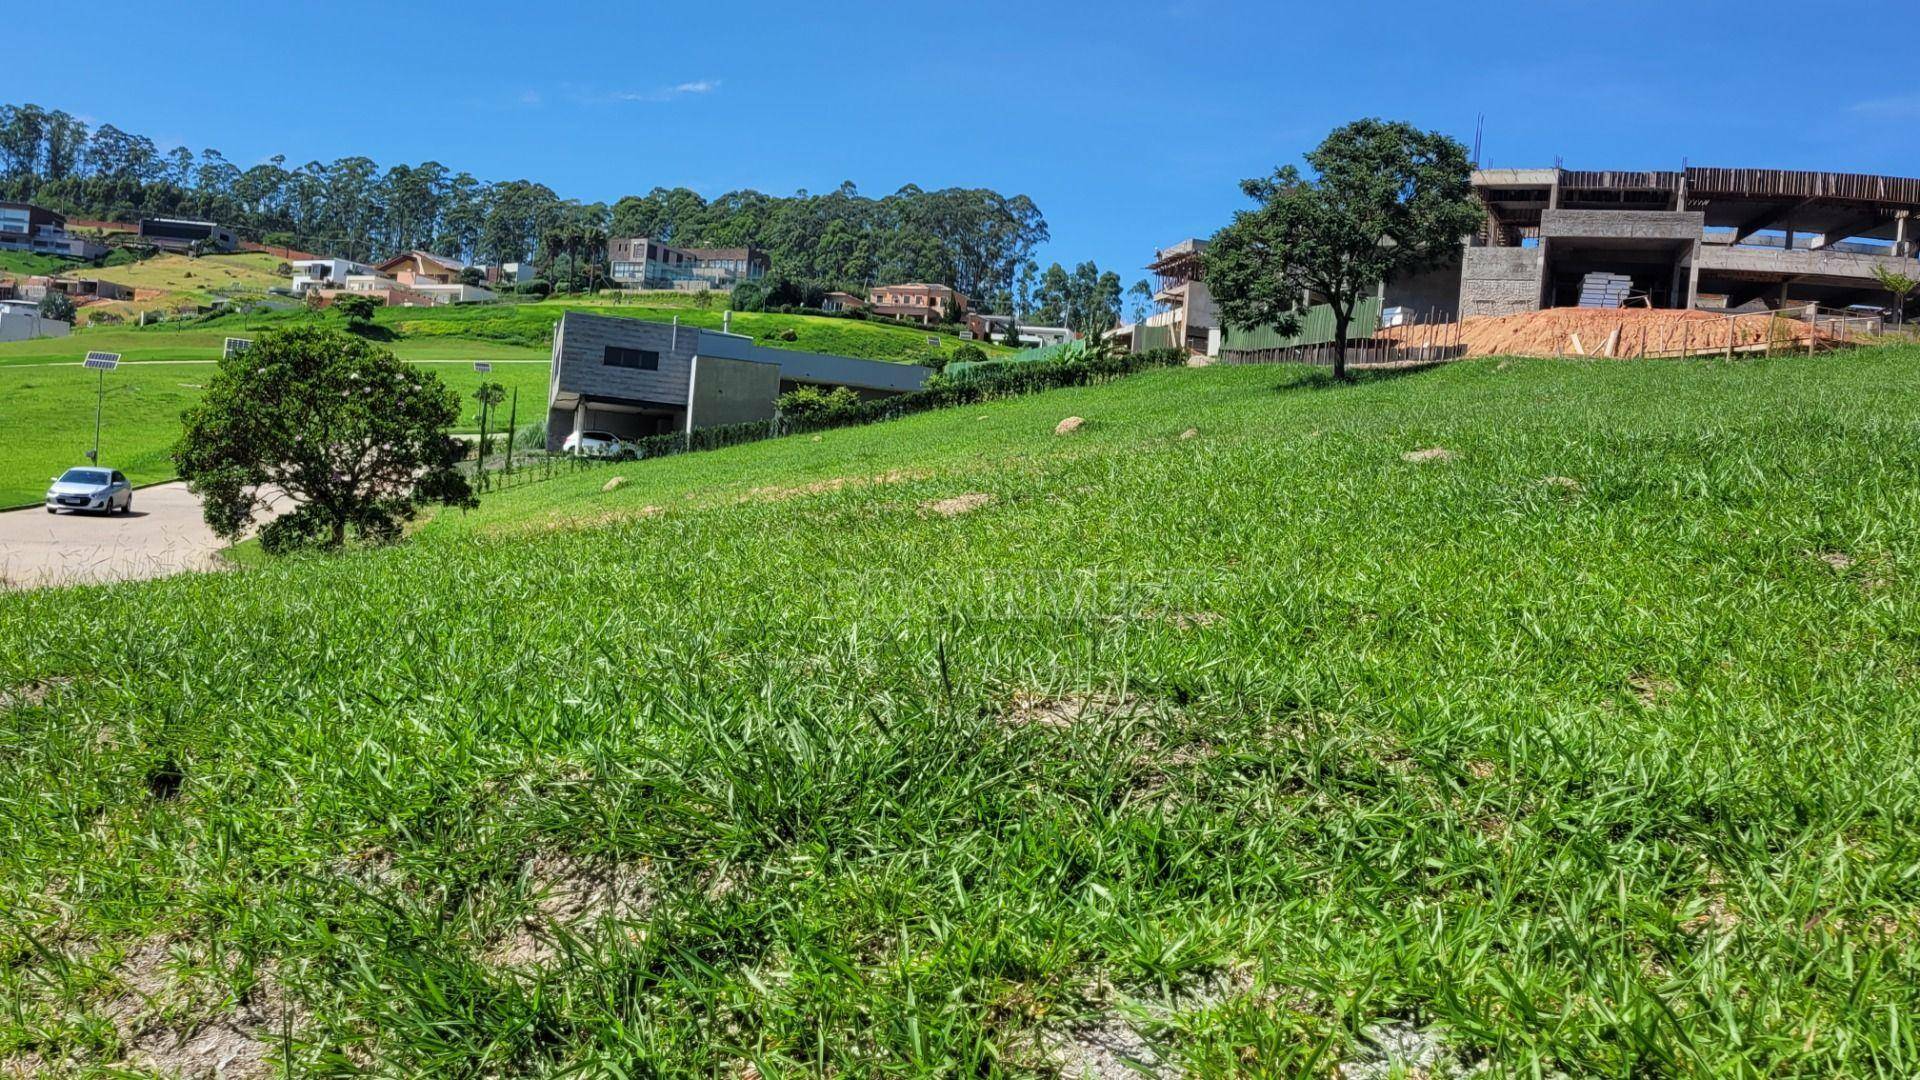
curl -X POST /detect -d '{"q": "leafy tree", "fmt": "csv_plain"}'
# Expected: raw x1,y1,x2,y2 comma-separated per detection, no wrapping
1206,118,1478,379
175,326,474,552
37,290,76,323
333,293,379,326
1127,279,1154,323
951,343,987,365
472,379,506,460
1872,264,1916,328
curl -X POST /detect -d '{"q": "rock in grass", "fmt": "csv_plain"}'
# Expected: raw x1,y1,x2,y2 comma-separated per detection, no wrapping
1400,447,1453,463
1054,416,1085,436
1179,428,1199,440
601,476,627,493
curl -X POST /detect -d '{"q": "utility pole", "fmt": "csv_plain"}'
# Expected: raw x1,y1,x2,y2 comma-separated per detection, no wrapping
89,366,104,463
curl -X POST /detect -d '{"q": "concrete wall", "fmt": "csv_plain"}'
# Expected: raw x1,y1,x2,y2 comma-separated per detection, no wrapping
1540,209,1704,241
689,355,780,429
1694,242,1920,285
0,312,69,342
1383,259,1463,320
1459,247,1545,316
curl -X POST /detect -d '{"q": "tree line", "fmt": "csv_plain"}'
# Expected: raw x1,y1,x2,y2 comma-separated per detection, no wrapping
0,102,1082,314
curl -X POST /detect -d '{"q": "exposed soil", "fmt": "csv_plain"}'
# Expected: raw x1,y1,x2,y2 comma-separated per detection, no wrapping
1382,306,1828,359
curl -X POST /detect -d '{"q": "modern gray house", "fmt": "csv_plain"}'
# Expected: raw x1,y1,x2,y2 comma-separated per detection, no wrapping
545,311,932,451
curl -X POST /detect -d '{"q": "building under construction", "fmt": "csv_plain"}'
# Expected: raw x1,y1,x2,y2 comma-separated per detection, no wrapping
1450,166,1920,317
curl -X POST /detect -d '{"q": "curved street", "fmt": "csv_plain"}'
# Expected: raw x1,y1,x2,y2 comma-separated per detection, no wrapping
0,482,238,589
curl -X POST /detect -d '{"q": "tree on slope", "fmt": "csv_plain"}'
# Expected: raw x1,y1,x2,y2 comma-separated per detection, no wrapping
175,326,475,553
1205,118,1479,380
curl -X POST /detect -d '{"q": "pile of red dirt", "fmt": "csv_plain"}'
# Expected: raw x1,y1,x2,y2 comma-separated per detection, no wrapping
1382,307,1826,358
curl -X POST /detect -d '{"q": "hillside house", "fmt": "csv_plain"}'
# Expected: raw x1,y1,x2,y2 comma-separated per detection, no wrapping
137,218,238,253
964,313,1073,347
866,283,965,325
545,312,930,450
0,202,107,259
821,291,864,312
608,238,770,291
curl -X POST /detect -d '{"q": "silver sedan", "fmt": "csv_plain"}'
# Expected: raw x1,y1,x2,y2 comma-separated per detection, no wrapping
45,467,134,514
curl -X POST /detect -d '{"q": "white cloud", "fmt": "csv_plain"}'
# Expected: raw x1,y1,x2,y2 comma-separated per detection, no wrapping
519,89,543,106
603,79,723,104
1848,94,1920,120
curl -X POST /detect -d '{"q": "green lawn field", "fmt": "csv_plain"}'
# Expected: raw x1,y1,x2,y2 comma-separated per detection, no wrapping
6,350,1917,1074
0,360,551,508
0,300,993,506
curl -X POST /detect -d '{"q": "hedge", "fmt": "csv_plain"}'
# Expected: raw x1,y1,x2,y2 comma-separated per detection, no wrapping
618,346,1189,465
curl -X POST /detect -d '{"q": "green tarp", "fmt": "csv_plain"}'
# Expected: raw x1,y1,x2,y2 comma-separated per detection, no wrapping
1221,297,1382,351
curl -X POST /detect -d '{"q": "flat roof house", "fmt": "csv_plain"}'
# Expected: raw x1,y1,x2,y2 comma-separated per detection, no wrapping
0,202,107,259
546,311,931,451
866,283,965,325
138,218,238,253
288,258,375,296
608,238,770,292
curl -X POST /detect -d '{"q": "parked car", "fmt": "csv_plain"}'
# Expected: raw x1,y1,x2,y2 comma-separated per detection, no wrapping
560,430,636,458
45,467,133,514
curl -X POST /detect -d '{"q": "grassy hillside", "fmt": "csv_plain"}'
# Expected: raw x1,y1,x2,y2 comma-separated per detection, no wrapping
0,301,989,506
0,251,87,277
0,359,551,507
5,351,1919,1075
69,253,289,322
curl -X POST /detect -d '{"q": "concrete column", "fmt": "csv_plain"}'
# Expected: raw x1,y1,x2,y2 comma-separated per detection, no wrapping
572,401,586,450
1684,240,1701,309
1897,212,1911,259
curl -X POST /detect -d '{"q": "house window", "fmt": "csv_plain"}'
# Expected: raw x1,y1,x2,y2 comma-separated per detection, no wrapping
604,346,660,370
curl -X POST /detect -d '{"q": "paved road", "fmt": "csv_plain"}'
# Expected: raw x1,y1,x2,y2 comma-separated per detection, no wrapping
0,482,236,588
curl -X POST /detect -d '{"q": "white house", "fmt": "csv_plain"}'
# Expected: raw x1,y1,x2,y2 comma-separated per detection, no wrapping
288,258,375,296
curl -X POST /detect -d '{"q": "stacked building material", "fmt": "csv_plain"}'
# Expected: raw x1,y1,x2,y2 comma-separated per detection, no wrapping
1577,272,1634,309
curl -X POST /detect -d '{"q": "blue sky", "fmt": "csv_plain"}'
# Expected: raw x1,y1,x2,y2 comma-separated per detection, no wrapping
7,0,1916,284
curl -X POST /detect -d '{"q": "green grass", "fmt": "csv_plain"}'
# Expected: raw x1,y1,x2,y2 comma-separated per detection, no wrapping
4,349,1920,1075
0,360,551,508
0,300,1003,506
0,251,89,277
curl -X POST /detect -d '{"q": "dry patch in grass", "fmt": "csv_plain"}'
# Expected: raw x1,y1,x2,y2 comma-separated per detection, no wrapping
744,468,925,503
1540,476,1584,493
920,492,995,517
490,853,656,968
1178,428,1199,440
0,676,73,710
1680,893,1740,935
97,939,301,1080
1043,1017,1171,1079
1336,1020,1470,1080
601,476,627,493
1629,672,1676,707
1401,447,1454,464
1003,691,1146,731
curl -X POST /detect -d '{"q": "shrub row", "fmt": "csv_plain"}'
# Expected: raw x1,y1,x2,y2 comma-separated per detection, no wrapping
616,346,1188,464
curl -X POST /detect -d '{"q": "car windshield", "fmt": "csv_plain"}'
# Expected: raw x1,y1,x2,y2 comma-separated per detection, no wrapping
58,469,109,485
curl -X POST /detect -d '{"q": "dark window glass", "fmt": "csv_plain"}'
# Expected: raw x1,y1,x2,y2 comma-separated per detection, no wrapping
603,346,660,370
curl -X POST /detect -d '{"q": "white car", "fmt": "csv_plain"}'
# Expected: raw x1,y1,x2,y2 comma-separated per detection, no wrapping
46,467,133,514
561,430,635,458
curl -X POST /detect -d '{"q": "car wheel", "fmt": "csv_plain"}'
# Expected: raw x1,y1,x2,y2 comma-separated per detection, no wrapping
46,507,55,514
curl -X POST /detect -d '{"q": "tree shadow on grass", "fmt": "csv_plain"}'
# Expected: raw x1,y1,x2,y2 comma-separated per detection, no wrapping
1272,359,1451,394
344,323,399,342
